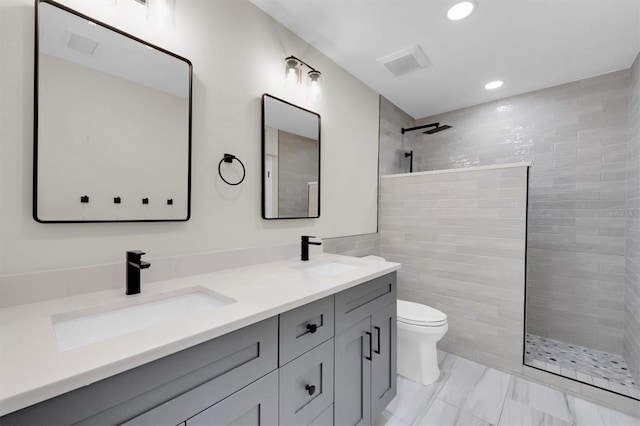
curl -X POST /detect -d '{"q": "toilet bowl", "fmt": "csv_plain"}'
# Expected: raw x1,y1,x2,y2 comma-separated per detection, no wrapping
397,299,448,385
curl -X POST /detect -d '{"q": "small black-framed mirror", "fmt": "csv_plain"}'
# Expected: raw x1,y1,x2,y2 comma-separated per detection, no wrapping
261,94,320,220
34,0,192,223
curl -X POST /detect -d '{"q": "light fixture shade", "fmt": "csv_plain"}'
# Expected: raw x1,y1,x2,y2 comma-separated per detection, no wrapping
308,70,322,101
284,57,302,91
146,0,175,31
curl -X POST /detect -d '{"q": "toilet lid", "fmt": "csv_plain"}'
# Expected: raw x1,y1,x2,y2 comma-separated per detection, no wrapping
397,300,447,326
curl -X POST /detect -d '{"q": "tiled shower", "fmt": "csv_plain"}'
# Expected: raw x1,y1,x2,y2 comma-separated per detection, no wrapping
370,55,640,400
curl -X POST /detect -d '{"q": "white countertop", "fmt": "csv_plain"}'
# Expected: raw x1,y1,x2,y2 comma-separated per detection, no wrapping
0,253,399,416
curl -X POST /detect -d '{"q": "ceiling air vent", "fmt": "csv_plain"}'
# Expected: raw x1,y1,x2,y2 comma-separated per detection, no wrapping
377,45,430,77
66,32,99,56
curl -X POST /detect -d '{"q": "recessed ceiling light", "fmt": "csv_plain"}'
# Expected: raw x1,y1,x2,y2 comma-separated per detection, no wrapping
485,80,504,90
447,1,476,21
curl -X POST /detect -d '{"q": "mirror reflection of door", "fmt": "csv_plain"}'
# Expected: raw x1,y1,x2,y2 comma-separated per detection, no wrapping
264,155,277,218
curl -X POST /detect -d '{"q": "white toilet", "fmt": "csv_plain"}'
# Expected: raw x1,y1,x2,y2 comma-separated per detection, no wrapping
397,299,448,385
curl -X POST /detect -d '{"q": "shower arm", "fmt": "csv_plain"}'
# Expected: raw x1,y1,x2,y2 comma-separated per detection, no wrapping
401,123,440,134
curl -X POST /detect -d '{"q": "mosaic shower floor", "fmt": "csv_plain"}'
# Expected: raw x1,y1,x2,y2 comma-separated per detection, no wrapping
525,334,640,399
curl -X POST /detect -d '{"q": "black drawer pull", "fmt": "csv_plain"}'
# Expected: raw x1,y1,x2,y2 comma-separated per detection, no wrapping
374,326,381,354
305,384,316,396
306,323,318,334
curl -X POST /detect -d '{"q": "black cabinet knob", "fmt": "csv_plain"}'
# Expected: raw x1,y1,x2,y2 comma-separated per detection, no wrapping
306,323,318,334
305,384,316,396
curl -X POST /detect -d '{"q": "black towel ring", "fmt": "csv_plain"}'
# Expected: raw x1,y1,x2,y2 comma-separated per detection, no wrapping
218,153,246,186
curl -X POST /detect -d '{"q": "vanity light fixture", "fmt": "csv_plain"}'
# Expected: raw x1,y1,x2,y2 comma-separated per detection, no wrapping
102,0,176,31
447,1,476,21
485,80,504,90
284,55,322,100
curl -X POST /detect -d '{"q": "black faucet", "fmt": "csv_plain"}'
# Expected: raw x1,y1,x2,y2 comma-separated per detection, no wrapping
126,250,151,295
301,236,322,261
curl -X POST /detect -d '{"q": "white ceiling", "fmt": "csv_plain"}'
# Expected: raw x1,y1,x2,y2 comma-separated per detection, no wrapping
249,0,640,118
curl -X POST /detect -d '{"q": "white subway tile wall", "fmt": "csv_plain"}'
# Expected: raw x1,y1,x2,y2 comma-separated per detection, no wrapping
379,166,528,373
322,233,380,258
405,69,635,359
625,54,640,386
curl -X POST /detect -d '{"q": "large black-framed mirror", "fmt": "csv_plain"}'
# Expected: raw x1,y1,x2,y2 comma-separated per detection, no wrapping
261,94,320,220
34,0,192,223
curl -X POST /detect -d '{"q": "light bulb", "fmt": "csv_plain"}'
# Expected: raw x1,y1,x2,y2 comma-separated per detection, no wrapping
308,70,321,101
147,0,175,31
284,57,301,91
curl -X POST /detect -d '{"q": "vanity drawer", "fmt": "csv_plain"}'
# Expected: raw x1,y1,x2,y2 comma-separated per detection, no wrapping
279,338,334,426
335,272,396,334
279,295,334,366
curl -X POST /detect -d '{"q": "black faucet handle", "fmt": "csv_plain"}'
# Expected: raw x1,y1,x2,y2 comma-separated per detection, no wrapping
301,235,316,241
127,250,146,263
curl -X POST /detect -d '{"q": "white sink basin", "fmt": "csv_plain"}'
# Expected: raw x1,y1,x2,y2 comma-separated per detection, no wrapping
300,261,361,276
53,289,235,351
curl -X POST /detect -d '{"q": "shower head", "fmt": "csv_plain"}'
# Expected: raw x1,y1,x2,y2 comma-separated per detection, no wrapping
401,122,453,135
423,124,452,134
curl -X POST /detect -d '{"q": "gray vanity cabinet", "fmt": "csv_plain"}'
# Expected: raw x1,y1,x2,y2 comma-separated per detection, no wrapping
334,273,397,426
1,272,397,426
186,371,279,426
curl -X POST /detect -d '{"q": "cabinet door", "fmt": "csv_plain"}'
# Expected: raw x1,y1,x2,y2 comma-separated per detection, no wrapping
370,303,397,421
334,317,371,426
186,370,278,426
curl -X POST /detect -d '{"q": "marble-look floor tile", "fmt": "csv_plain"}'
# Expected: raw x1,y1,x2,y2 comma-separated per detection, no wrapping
415,399,492,426
508,377,574,422
572,397,640,426
498,399,573,426
437,358,512,424
387,354,459,424
373,410,411,426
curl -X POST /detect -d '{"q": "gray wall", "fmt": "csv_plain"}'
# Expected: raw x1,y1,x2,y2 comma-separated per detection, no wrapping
625,54,640,384
408,70,632,355
379,165,528,373
379,96,416,176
